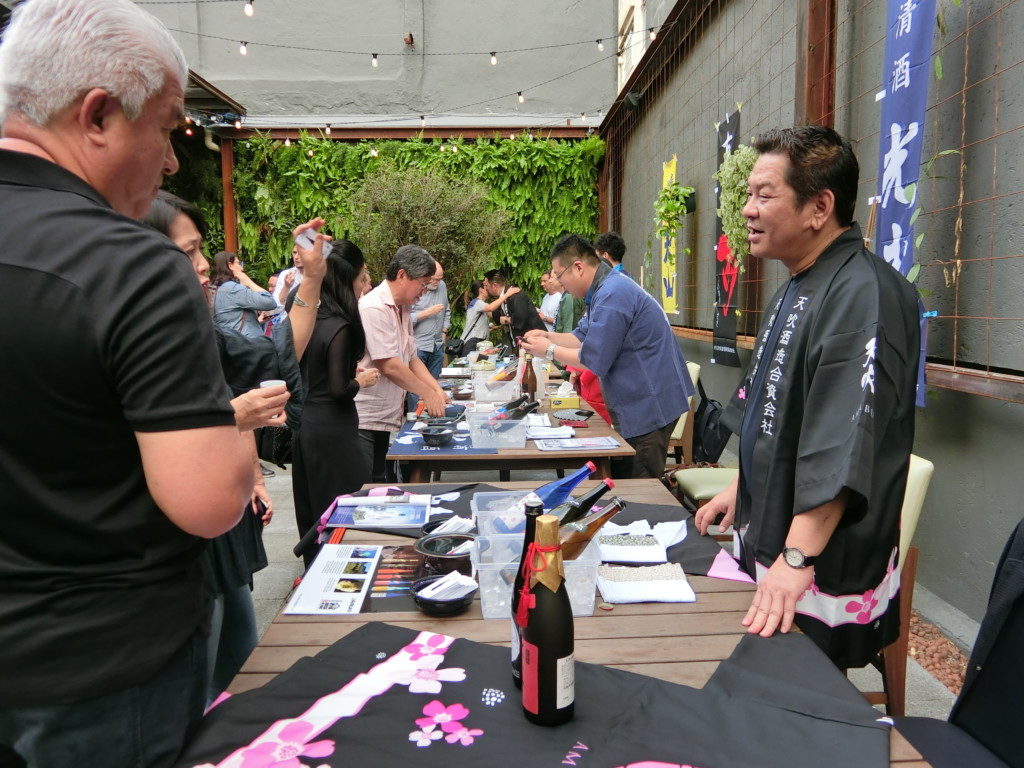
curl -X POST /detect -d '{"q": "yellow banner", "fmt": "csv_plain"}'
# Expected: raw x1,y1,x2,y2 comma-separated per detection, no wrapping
660,155,678,314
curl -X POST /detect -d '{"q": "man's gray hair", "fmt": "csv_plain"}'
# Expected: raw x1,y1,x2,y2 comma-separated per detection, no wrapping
0,0,188,126
386,245,435,282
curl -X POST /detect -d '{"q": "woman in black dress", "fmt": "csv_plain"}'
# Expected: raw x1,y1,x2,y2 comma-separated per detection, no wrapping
292,240,380,558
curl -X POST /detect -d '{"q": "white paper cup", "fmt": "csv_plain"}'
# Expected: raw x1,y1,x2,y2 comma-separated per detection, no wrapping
260,379,286,389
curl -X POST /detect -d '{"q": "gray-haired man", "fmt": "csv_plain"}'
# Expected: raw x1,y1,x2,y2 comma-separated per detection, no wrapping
355,245,449,482
0,0,252,764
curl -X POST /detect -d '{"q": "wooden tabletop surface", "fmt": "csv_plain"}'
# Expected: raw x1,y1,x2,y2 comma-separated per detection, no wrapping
233,479,927,766
388,397,635,481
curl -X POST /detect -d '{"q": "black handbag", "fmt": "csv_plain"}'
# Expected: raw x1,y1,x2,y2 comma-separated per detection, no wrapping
692,378,731,463
444,337,465,357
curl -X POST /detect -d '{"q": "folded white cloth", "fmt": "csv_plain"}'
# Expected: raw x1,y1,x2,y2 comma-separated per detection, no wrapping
597,563,696,603
597,518,687,563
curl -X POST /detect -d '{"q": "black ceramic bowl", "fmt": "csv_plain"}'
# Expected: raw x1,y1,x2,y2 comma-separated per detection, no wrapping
421,427,455,447
452,387,474,400
413,533,474,574
410,575,478,617
421,514,457,537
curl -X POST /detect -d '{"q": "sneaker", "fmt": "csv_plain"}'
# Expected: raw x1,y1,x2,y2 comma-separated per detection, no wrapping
259,462,276,478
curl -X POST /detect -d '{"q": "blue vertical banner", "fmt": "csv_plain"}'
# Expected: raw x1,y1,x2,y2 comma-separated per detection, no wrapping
875,0,934,405
875,0,935,273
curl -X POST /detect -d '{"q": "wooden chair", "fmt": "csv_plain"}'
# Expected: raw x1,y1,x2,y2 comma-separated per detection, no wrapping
866,454,934,716
667,362,701,465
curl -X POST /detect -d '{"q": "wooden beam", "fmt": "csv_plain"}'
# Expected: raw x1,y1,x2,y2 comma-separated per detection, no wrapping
215,126,588,141
220,138,238,252
926,363,1024,404
799,0,838,126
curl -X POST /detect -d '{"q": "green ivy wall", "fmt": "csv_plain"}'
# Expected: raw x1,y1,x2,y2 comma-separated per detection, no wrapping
168,133,605,302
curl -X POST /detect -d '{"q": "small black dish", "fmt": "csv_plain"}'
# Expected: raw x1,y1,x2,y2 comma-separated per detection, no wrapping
410,575,478,617
414,532,474,574
421,427,455,447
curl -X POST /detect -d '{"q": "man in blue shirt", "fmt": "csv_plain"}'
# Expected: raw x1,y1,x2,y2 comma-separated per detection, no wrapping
594,231,632,279
522,234,694,478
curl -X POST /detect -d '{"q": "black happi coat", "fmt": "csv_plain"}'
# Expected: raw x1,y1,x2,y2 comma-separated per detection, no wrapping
722,224,920,669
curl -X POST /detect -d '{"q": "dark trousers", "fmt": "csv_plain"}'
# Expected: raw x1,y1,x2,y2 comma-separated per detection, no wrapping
623,418,677,479
358,428,398,484
0,629,206,768
406,345,444,411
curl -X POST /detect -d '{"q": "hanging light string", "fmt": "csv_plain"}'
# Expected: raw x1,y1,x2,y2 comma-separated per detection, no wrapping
166,21,671,60
181,28,652,133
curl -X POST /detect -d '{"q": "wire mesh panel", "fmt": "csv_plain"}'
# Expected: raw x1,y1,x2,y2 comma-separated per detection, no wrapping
604,0,1024,399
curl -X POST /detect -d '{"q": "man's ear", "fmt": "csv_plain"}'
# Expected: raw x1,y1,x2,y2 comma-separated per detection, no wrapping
808,188,837,231
76,88,120,148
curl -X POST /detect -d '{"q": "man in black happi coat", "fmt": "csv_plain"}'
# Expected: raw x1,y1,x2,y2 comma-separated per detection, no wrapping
696,126,920,669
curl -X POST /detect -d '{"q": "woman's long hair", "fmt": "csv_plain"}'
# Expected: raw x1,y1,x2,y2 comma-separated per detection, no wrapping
209,251,237,287
318,239,367,361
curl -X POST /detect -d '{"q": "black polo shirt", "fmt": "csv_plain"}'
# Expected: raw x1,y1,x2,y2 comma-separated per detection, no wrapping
0,149,236,706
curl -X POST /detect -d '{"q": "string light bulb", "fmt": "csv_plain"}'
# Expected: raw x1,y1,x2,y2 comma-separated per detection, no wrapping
596,39,604,52
239,41,248,55
517,91,524,104
371,53,378,68
243,0,253,16
184,126,193,136
325,124,331,135
307,149,314,157
617,53,624,64
420,115,426,128
452,145,458,153
490,51,497,66
369,147,379,157
581,112,587,121
284,137,291,147
234,119,242,129
649,27,657,41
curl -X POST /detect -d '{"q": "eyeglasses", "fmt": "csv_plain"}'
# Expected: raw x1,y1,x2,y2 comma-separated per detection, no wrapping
552,264,572,282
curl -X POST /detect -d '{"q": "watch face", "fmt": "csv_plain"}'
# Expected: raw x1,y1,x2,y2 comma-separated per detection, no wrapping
783,547,804,567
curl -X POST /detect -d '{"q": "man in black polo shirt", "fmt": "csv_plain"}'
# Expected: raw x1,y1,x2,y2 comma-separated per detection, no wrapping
483,268,545,346
0,1,253,766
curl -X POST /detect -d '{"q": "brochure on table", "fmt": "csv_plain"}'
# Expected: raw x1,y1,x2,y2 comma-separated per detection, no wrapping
284,544,384,614
325,494,432,528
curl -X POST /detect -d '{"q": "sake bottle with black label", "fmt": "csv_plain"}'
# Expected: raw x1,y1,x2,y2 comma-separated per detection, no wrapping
519,515,574,726
510,493,545,688
552,478,615,527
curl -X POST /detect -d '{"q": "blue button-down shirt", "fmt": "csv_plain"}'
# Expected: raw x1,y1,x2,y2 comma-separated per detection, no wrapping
573,264,694,438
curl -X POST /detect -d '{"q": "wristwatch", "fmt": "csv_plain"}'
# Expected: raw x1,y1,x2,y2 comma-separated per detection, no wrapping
782,546,818,568
545,343,557,362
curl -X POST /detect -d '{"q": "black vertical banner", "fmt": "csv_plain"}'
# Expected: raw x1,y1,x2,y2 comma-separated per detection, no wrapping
711,110,742,367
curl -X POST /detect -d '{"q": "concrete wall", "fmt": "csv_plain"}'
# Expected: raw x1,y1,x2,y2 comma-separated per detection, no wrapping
617,0,1023,623
143,0,617,123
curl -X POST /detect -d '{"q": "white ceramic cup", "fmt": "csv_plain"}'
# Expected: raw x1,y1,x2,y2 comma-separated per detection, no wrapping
260,379,286,389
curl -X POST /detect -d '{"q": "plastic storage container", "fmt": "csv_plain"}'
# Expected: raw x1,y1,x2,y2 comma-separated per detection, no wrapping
472,372,521,403
466,412,527,449
471,491,530,534
471,534,600,618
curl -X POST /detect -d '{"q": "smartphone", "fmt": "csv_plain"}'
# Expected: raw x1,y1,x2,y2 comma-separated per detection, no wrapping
574,409,595,419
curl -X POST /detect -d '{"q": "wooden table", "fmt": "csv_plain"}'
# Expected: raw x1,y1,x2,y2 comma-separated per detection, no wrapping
235,479,927,766
389,401,636,482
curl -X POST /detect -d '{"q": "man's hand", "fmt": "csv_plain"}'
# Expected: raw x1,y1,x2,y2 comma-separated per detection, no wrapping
502,286,521,299
520,333,552,357
252,482,273,526
421,388,447,418
419,304,444,319
742,556,814,637
231,385,289,431
292,218,330,282
282,270,296,293
499,316,510,325
694,479,737,535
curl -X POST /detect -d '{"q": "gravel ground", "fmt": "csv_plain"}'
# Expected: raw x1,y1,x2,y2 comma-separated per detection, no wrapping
908,609,968,695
